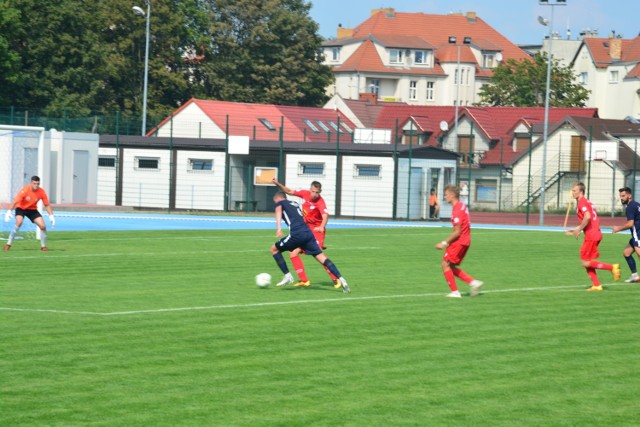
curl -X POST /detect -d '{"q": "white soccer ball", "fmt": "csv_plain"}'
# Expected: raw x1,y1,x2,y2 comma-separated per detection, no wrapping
255,273,272,288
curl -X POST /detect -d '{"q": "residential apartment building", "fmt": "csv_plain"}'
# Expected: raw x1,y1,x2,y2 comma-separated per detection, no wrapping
321,8,530,106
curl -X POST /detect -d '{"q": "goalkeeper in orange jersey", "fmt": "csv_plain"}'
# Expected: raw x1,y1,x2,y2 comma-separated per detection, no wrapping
4,176,55,251
272,178,340,288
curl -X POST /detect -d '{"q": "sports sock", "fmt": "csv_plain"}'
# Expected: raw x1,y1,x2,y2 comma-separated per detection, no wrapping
7,225,19,245
451,266,473,284
324,266,337,280
587,261,612,271
586,267,600,286
444,269,458,291
290,255,309,281
625,255,636,274
40,229,47,248
322,258,341,278
272,252,289,274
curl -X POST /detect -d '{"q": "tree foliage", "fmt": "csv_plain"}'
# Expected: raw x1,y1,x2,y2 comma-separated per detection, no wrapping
477,53,590,107
0,0,332,119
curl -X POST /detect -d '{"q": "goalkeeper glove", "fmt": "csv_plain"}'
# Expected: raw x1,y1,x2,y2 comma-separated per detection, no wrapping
4,210,13,222
49,215,55,228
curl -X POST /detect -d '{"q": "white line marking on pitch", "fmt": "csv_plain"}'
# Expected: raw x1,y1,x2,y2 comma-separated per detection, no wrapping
1,283,634,316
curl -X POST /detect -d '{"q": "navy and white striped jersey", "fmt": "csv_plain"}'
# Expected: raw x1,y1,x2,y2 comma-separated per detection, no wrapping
626,200,640,243
276,199,314,239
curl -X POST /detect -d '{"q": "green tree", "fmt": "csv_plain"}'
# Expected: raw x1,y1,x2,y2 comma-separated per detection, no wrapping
477,53,590,107
197,0,333,106
0,2,22,106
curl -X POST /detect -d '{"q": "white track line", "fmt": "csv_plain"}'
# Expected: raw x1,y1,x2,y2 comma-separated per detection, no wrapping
1,283,635,316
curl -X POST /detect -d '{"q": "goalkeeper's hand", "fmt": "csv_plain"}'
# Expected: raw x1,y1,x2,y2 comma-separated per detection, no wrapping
49,214,55,228
4,210,13,223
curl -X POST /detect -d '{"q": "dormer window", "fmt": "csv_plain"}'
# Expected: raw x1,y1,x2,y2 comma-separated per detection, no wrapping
482,53,497,68
414,50,431,66
390,49,404,64
331,47,340,62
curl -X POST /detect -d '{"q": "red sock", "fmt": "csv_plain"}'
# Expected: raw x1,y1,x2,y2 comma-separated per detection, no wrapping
291,255,308,282
324,266,337,280
586,268,600,286
451,266,474,284
444,269,458,291
588,261,612,271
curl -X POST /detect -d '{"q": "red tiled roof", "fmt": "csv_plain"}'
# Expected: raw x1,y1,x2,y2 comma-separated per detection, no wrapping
352,11,530,62
627,63,640,79
584,36,640,69
436,45,478,63
333,39,446,75
151,99,357,143
373,34,435,49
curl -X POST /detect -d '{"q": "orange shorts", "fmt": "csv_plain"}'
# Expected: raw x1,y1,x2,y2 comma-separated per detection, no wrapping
580,239,601,261
443,242,469,265
313,229,326,250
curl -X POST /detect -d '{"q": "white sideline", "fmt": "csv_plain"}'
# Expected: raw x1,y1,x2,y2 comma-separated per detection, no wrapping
0,283,634,316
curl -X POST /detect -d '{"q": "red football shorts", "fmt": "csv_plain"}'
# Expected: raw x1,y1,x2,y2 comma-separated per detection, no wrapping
580,239,601,261
443,242,469,265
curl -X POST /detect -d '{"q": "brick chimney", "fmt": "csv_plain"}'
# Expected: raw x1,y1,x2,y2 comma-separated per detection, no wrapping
609,37,622,60
337,26,354,39
371,7,395,17
466,11,477,22
359,92,378,105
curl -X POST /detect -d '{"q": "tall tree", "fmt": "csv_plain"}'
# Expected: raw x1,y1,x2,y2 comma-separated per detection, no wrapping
477,53,590,107
197,0,333,106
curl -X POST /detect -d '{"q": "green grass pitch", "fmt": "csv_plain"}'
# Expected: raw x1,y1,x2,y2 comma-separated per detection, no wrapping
2,227,640,426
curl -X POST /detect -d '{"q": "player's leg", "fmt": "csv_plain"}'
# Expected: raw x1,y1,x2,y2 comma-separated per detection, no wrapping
33,215,48,250
270,242,294,286
312,251,350,293
581,240,619,287
5,213,25,249
314,230,339,286
623,242,639,282
441,259,460,297
288,247,311,287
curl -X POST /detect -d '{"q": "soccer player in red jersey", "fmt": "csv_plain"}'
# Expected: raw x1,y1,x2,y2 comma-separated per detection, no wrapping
4,176,55,251
435,184,483,298
271,178,340,288
566,182,620,290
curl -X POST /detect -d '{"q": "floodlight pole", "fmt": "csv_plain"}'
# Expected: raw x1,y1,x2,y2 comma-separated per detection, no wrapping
133,0,151,136
538,0,566,225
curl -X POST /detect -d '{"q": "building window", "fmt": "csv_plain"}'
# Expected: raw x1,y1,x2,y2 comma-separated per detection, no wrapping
327,121,344,133
299,162,325,176
354,164,381,178
135,157,159,170
258,118,276,131
409,81,417,100
466,67,471,85
369,79,380,95
475,179,497,202
303,119,320,133
444,167,454,185
331,47,340,62
414,50,431,65
454,68,459,85
579,72,588,85
188,158,213,172
98,156,116,168
482,53,496,68
390,49,403,64
426,81,434,101
316,120,331,133
609,70,619,83
341,122,353,134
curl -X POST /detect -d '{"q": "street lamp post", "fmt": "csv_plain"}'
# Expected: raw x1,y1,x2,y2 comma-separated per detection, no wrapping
133,0,151,136
537,0,566,225
448,36,472,153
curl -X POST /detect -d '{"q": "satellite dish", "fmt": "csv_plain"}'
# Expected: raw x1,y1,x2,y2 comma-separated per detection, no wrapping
495,52,503,62
439,121,449,132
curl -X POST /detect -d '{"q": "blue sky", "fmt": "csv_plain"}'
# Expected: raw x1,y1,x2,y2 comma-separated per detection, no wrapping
310,0,639,45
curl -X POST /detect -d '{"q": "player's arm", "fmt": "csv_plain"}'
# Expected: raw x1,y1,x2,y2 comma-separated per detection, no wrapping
275,205,284,238
613,219,634,234
314,212,329,232
436,225,461,249
271,178,295,196
569,211,591,239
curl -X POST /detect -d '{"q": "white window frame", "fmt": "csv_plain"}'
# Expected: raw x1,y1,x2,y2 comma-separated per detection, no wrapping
609,70,619,83
303,119,320,133
414,50,431,65
135,157,160,171
390,49,403,64
409,81,417,100
426,81,435,101
298,162,325,177
482,53,496,68
331,47,340,62
579,72,588,85
188,158,213,173
98,155,116,168
354,164,382,179
369,79,380,96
